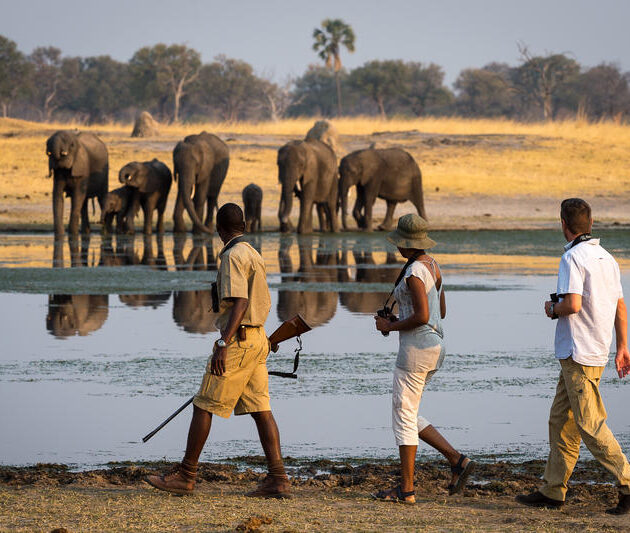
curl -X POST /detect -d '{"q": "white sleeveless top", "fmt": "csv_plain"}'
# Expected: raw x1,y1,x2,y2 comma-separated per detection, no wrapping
393,259,445,372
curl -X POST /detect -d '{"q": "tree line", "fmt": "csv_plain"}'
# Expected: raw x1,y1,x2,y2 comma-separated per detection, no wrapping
1,30,629,124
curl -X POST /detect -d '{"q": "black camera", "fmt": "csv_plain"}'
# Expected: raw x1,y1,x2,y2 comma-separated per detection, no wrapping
377,305,394,337
549,293,559,320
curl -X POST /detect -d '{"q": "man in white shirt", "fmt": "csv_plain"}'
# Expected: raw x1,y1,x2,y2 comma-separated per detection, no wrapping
517,198,630,515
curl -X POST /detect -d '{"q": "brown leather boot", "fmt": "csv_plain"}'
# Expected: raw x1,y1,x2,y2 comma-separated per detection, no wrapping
246,474,291,499
145,461,197,495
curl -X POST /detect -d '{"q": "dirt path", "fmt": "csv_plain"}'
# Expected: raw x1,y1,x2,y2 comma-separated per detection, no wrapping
1,460,626,531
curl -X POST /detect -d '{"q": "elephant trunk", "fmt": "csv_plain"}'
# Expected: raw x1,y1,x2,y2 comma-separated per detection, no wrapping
339,179,350,230
278,181,294,232
179,169,213,234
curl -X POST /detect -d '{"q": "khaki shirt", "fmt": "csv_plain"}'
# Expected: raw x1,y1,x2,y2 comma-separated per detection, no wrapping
215,238,271,331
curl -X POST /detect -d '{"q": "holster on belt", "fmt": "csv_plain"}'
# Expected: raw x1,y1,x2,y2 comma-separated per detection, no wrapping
237,325,247,341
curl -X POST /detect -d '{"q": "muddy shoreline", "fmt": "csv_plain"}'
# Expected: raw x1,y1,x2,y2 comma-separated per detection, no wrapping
0,457,619,500
2,458,627,531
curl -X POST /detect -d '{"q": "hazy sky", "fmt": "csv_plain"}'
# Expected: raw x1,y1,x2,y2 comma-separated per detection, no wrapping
2,0,629,86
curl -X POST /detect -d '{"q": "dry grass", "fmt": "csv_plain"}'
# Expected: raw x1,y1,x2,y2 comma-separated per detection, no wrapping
0,484,623,533
1,116,629,230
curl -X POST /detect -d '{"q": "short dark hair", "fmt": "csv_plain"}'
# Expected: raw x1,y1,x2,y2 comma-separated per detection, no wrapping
560,198,592,235
216,203,245,233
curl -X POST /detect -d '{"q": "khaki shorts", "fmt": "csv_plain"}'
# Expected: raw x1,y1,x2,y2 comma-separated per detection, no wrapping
193,326,271,418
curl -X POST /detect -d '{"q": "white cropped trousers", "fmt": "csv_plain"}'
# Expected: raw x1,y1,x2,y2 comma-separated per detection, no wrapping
392,366,435,446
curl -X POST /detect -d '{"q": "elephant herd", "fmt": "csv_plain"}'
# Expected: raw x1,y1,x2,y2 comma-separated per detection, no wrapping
46,234,400,337
46,126,427,237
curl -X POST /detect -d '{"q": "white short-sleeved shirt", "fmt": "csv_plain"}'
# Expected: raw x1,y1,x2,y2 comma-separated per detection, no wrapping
554,238,623,366
393,260,445,372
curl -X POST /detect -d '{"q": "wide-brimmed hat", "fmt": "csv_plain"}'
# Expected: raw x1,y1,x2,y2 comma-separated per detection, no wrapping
386,214,436,249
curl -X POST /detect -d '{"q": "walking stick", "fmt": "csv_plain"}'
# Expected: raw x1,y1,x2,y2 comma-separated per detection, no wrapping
142,396,194,443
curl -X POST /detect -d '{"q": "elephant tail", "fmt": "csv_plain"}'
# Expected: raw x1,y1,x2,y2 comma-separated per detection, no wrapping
92,197,96,217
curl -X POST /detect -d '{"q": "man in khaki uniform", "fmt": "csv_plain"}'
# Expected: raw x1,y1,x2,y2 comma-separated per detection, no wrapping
146,203,290,498
517,198,630,514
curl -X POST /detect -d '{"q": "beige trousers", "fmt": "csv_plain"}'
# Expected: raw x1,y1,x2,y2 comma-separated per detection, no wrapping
540,357,630,501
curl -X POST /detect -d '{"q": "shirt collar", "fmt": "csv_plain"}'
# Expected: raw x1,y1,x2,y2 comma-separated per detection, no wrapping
220,234,245,256
564,238,600,251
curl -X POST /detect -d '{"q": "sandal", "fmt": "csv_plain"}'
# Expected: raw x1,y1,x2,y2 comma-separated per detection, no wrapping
447,454,476,495
371,485,416,505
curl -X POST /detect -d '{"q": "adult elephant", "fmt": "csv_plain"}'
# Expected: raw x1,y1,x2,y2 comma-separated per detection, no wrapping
46,130,109,236
277,138,338,234
338,148,426,232
172,132,229,234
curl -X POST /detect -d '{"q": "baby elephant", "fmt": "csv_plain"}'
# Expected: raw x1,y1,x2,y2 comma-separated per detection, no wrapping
100,185,137,234
242,183,263,232
119,159,172,234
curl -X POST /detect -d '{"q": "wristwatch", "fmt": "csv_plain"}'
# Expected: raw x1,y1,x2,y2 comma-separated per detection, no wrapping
216,339,227,348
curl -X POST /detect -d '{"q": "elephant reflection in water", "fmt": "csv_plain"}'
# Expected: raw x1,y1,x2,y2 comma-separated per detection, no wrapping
47,235,112,338
46,294,109,337
112,234,171,308
338,248,403,314
277,235,338,328
172,234,220,334
52,233,116,268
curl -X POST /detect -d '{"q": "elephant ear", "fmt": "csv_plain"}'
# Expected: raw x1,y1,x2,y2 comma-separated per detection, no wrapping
71,141,90,178
301,143,316,184
194,143,208,176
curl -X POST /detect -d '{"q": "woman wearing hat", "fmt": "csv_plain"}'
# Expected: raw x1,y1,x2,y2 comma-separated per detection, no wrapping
373,214,475,504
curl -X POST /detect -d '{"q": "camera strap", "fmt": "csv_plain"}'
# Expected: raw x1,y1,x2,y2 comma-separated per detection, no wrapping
211,235,246,312
268,335,302,379
382,251,423,312
569,233,592,249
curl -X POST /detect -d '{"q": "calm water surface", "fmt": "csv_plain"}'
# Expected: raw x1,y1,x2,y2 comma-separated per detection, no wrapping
0,231,629,468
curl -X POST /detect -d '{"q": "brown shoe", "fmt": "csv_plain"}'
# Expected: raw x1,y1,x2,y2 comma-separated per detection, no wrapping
515,491,563,509
246,474,291,499
145,470,195,495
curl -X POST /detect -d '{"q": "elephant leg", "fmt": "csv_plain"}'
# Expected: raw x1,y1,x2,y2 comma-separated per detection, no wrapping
68,234,81,267
192,182,209,235
378,200,397,231
98,193,111,236
80,199,91,235
362,189,378,232
68,190,85,235
143,202,153,235
205,195,217,233
115,212,124,234
255,203,262,232
80,234,91,266
156,195,167,234
327,186,339,233
125,193,139,235
52,179,65,237
298,196,314,234
173,191,187,233
352,187,366,229
53,237,64,267
316,204,326,232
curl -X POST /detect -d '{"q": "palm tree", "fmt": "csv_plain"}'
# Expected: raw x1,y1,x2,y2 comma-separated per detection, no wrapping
312,19,356,117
